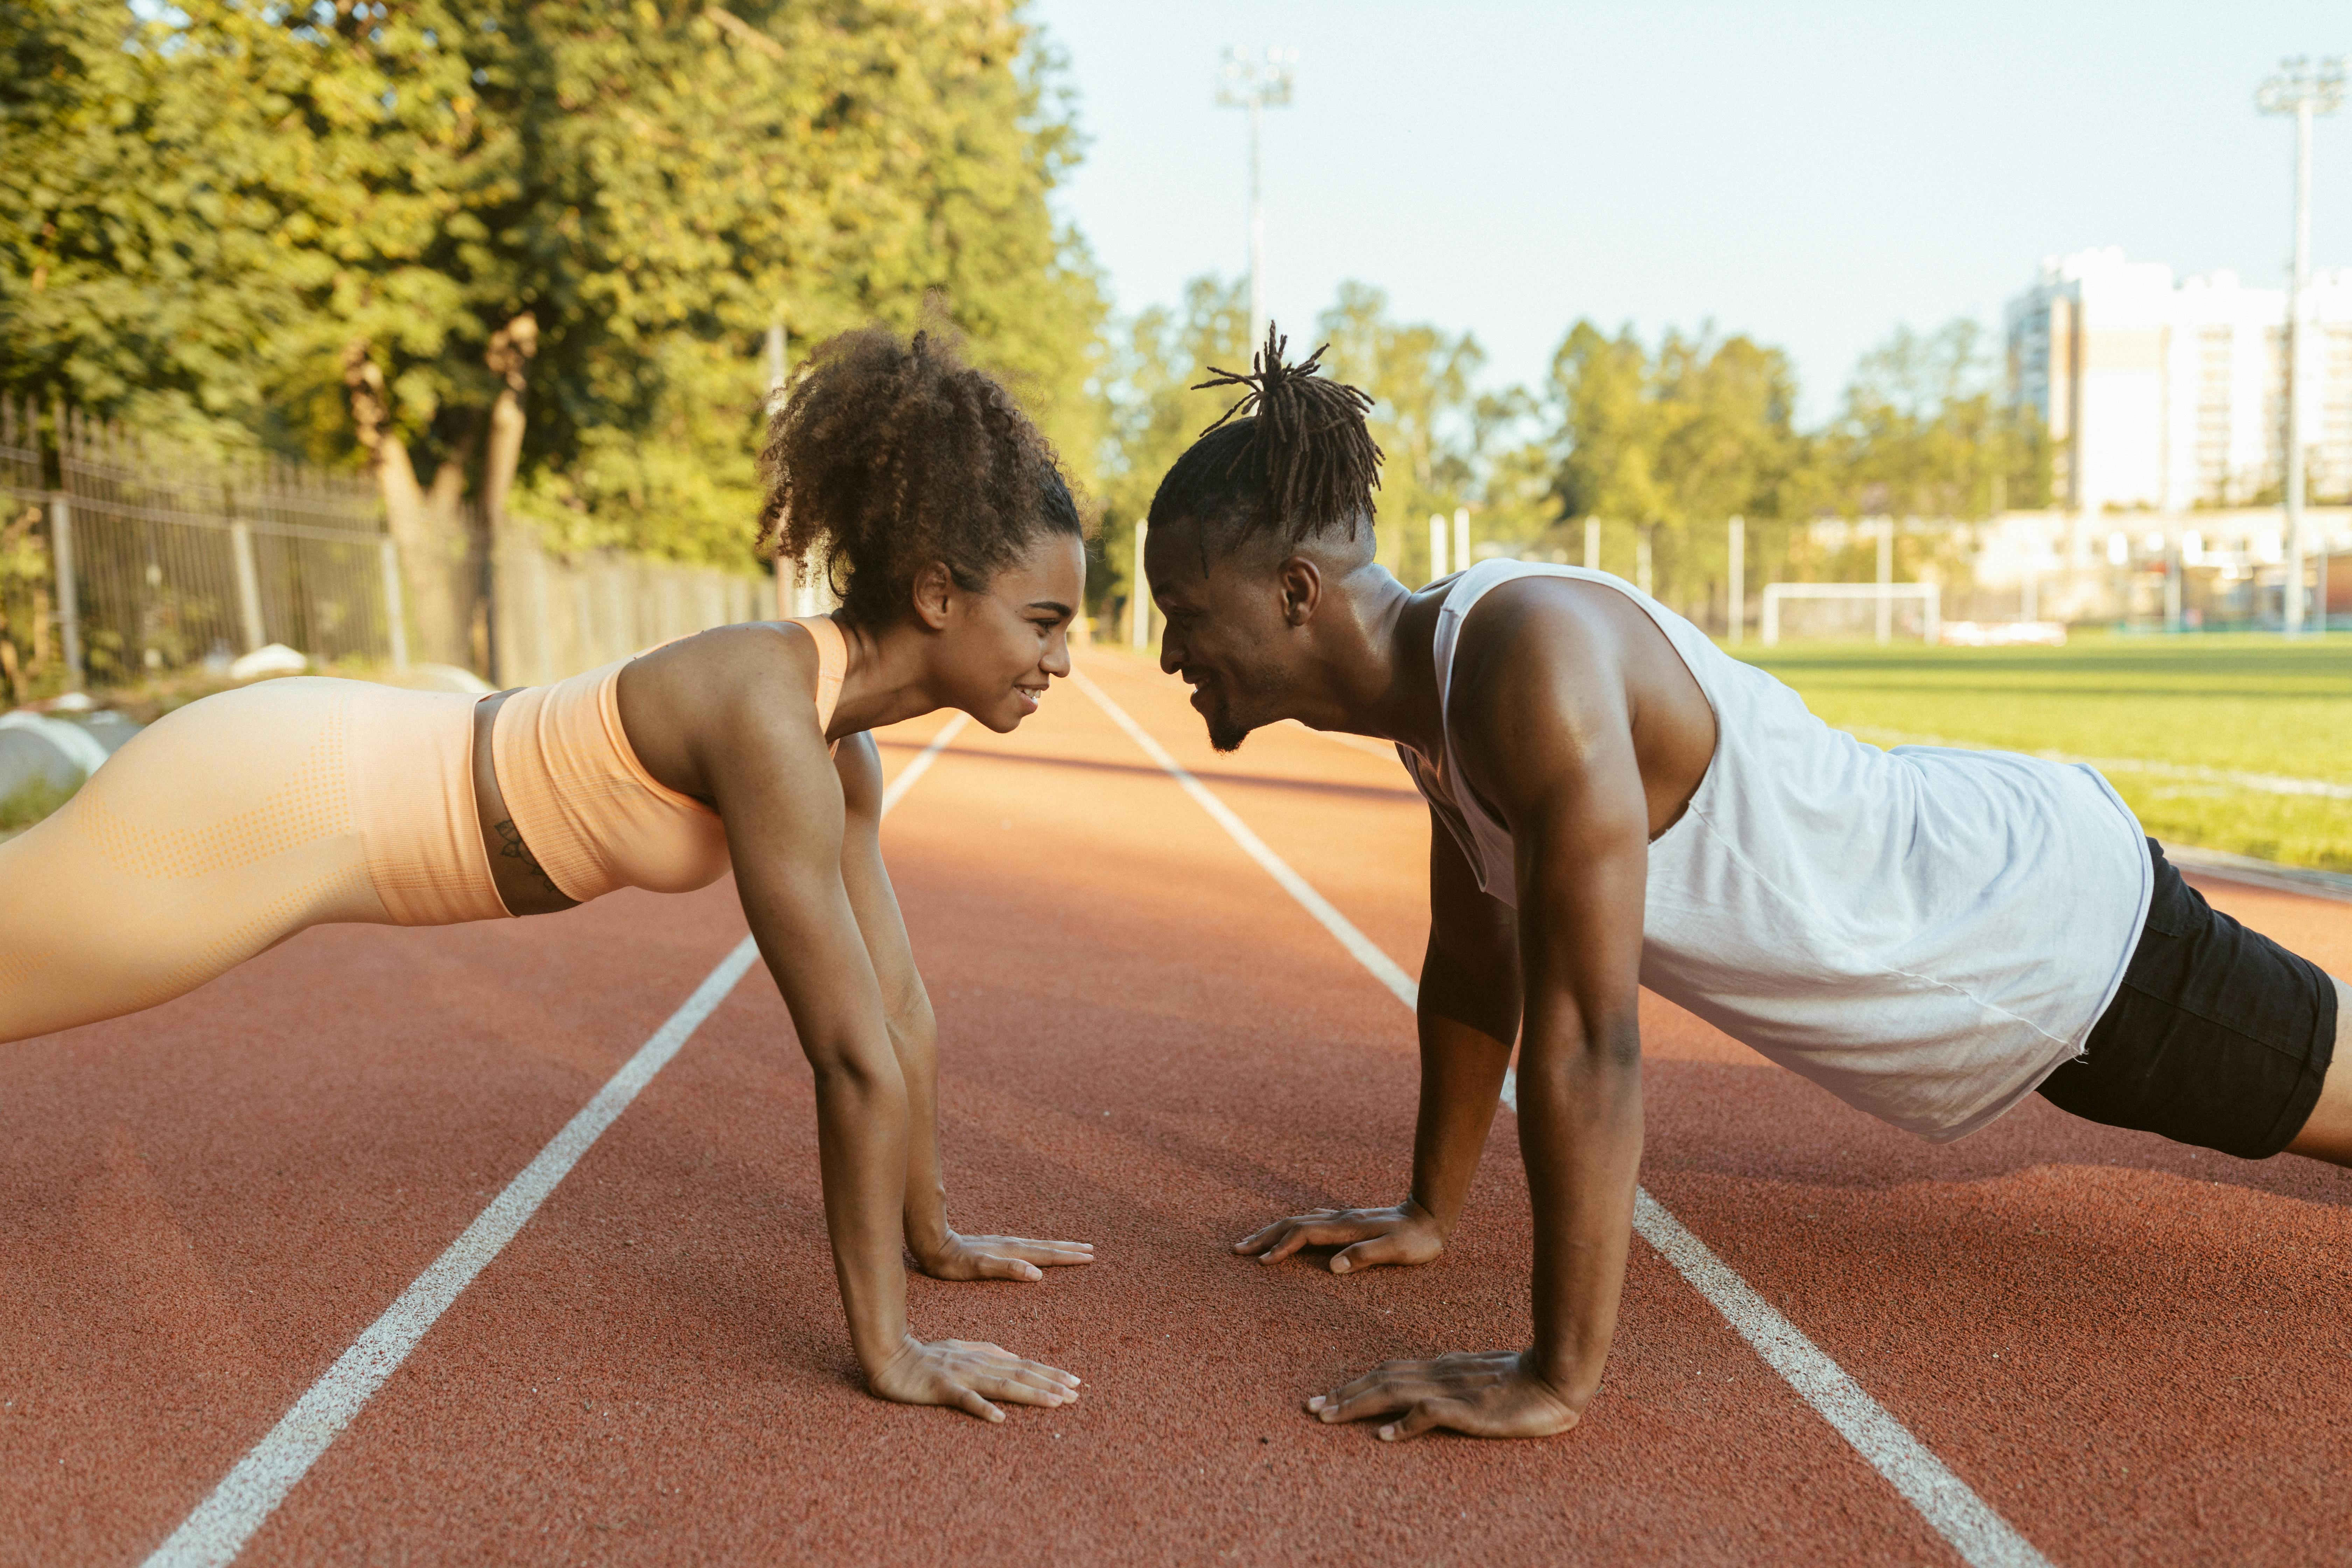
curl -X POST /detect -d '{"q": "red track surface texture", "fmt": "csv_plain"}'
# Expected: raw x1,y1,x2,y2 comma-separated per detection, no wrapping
5,652,2349,1566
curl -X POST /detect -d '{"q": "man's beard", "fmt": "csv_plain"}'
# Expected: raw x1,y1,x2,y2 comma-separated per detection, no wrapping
1205,691,1253,753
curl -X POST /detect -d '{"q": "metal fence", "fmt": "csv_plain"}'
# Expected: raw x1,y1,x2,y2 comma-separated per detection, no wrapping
1,398,69,699
54,407,400,682
3,394,780,695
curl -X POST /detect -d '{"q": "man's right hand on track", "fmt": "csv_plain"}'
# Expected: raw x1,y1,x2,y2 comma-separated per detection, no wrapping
1232,1199,1445,1274
866,1335,1081,1423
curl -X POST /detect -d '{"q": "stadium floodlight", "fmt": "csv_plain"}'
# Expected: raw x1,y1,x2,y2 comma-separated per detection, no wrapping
2258,55,2345,636
1217,46,1297,357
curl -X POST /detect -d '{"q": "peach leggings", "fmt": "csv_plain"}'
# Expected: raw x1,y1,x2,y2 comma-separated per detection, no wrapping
0,677,504,1044
0,618,847,1046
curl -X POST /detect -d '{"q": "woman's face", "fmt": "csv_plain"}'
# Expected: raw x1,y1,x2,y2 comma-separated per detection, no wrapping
931,532,1087,732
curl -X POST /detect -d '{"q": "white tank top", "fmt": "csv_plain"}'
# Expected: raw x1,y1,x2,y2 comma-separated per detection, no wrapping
1397,560,2152,1142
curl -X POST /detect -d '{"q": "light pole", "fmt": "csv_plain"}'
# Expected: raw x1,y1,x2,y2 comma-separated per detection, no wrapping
1218,46,1297,356
2258,55,2344,636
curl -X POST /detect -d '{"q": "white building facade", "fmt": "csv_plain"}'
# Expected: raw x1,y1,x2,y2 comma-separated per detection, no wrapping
2007,247,2352,513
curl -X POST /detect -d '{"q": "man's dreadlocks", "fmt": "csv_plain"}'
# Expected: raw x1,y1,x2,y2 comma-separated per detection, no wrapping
1147,326,1384,551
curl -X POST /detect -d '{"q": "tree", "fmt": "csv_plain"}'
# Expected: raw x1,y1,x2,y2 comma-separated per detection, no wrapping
1824,318,2049,522
2,1,1105,671
1314,282,1487,582
1544,319,1812,621
1091,275,1250,620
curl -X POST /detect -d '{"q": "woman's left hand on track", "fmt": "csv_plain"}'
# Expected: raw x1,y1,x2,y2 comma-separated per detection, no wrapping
1305,1348,1586,1442
914,1229,1095,1282
867,1335,1082,1422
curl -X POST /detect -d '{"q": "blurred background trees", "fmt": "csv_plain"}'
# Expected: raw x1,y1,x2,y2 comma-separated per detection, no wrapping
3,0,1102,658
2,1,2046,645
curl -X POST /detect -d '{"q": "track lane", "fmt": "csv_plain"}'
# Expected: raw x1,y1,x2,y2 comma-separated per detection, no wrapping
19,653,2345,1564
0,713,960,1567
1078,657,2049,1568
0,867,763,1566
1080,650,2352,1567
210,667,1954,1564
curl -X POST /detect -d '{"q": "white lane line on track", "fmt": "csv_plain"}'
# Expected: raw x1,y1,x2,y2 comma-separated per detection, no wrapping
1075,670,2051,1568
1626,1190,2051,1568
142,714,971,1568
1074,674,1416,1007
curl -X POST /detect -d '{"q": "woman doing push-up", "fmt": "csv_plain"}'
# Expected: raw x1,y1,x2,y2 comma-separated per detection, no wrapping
1144,330,2352,1443
0,327,1091,1422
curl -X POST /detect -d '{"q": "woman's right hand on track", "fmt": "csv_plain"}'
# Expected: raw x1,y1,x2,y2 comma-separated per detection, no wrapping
866,1335,1082,1422
1232,1199,1446,1274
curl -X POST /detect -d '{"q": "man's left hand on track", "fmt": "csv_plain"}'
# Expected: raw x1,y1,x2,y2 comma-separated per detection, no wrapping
1306,1349,1585,1442
914,1229,1095,1282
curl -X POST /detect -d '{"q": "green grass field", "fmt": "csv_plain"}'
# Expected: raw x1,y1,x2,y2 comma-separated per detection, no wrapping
1743,634,2352,871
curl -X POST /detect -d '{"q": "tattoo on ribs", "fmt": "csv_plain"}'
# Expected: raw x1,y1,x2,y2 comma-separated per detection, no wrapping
493,819,563,894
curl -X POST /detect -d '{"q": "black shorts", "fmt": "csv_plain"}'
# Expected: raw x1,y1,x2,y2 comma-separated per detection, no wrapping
2036,839,2337,1159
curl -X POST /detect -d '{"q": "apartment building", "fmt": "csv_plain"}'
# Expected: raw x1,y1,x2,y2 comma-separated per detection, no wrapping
2006,247,2352,512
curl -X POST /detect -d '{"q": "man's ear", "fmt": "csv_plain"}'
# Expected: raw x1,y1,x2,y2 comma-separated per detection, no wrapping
1276,554,1324,627
909,561,956,631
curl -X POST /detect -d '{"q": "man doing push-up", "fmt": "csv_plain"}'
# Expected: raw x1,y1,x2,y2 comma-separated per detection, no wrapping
1141,331,2352,1443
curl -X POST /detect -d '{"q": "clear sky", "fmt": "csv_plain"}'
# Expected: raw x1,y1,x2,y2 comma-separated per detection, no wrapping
1029,0,2352,421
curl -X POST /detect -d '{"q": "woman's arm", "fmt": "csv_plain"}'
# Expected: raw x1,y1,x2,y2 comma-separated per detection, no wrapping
688,658,1078,1421
831,732,1093,1282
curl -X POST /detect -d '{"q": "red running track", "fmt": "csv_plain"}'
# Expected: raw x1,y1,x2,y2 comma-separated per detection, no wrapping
3,652,2347,1566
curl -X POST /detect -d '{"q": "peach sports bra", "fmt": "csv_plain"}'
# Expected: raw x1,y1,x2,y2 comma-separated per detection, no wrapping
489,616,847,905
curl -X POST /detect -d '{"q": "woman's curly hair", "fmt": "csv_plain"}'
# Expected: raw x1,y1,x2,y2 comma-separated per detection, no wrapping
756,326,1083,626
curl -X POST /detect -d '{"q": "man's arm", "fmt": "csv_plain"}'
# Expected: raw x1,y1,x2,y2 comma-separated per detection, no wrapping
831,732,1092,1282
1233,810,1520,1272
1310,593,1649,1441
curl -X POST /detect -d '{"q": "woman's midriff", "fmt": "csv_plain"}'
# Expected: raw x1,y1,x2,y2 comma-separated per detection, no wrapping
470,690,579,916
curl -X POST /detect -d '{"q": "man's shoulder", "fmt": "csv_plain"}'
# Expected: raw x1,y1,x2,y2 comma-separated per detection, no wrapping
1448,575,1629,718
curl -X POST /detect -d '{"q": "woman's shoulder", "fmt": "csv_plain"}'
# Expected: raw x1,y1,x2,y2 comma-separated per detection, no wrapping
632,620,818,691
617,621,832,775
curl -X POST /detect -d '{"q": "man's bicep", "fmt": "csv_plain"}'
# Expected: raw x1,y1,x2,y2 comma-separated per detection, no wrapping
1450,640,1649,1057
1508,778,1648,1065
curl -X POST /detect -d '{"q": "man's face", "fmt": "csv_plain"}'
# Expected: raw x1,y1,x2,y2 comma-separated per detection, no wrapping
1145,520,1301,752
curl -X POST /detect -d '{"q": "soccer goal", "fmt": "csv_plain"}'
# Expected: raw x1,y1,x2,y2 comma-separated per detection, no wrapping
1758,582,1941,648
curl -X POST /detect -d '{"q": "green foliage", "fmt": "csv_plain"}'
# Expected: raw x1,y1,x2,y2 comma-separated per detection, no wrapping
0,770,74,832
1314,282,1493,583
1824,320,2050,520
0,492,61,704
1094,280,2059,628
1,1,1103,567
1541,320,1813,614
1092,276,1251,612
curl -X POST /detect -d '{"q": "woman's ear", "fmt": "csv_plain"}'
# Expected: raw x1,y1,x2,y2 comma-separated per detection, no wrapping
909,560,957,631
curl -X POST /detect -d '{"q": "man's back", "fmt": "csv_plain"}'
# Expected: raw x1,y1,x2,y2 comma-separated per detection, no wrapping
1399,559,2153,1141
